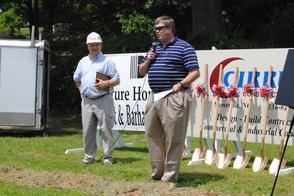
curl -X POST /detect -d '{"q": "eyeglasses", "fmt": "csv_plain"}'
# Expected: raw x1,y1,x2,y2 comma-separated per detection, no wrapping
154,25,167,31
88,43,101,47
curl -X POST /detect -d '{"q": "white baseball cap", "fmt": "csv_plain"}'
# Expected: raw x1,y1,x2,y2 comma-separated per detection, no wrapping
86,32,102,44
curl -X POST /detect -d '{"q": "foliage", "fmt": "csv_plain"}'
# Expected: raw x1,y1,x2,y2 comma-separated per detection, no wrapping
117,12,153,36
1,0,294,115
0,8,21,36
221,0,292,48
268,2,294,47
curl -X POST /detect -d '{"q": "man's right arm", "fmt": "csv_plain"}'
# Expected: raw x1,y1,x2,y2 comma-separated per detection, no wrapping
138,51,156,76
138,59,151,76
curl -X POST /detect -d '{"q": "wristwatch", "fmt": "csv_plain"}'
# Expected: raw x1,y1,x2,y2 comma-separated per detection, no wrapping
179,82,184,90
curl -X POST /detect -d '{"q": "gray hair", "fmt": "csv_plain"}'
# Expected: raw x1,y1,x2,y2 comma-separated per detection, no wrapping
154,16,176,34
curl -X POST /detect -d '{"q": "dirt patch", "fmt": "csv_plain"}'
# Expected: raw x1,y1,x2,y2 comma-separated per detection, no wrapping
0,166,216,195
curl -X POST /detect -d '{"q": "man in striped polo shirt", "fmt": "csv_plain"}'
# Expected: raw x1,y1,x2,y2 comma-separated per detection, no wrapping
139,16,200,183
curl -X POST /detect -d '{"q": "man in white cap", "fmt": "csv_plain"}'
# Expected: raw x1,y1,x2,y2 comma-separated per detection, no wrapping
73,32,120,165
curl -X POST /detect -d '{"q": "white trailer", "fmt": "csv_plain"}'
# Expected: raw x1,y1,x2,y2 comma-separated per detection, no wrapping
0,39,50,131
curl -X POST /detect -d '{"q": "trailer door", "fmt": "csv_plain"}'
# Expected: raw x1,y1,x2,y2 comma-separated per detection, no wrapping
0,47,37,126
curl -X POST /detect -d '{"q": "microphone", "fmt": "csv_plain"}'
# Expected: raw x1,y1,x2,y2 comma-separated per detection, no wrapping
150,42,158,53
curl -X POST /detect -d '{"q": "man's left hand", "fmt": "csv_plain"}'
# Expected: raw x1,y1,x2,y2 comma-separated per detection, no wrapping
95,79,108,89
172,83,182,93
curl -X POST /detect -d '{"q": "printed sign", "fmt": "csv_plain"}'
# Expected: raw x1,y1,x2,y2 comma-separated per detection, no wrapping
107,49,294,145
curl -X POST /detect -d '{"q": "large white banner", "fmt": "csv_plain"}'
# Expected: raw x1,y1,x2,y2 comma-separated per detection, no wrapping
107,49,294,146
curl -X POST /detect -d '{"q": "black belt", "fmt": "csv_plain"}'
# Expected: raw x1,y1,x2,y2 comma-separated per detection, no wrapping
85,93,109,99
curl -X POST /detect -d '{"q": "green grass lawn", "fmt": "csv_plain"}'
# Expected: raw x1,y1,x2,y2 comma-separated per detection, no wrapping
0,118,293,195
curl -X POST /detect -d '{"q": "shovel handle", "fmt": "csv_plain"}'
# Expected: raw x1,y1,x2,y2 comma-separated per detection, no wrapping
212,97,220,153
242,67,257,152
260,101,269,156
242,100,252,151
260,65,273,156
224,66,239,152
198,96,205,149
212,64,223,152
279,107,289,157
198,64,208,149
204,63,208,84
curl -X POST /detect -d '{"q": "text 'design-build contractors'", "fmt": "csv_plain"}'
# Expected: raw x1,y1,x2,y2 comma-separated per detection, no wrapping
108,48,294,146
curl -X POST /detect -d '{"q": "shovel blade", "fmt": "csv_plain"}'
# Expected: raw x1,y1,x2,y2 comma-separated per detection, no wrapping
216,153,226,169
233,154,251,169
241,154,251,169
269,158,287,175
253,156,268,172
216,153,224,169
192,148,206,161
205,150,217,165
224,154,232,168
188,148,206,166
216,153,232,169
233,155,243,169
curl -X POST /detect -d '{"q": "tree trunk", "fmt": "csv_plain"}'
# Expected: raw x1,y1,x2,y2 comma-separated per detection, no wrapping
34,0,39,38
25,0,39,39
42,0,56,39
191,0,223,43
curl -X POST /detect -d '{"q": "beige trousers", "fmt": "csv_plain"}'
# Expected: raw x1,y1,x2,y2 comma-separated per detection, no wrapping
81,94,115,160
145,89,193,182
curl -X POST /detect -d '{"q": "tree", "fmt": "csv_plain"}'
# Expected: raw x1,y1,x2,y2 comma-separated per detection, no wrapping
0,0,41,38
190,0,223,48
0,8,21,36
2,0,294,116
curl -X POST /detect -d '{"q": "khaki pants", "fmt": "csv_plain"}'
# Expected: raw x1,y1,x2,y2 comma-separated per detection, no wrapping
81,94,115,160
145,89,192,182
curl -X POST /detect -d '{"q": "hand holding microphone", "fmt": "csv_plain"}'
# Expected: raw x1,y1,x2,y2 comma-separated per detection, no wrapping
147,42,158,62
138,42,158,76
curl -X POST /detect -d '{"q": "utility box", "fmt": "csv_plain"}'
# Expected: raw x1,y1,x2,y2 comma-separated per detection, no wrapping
0,39,50,131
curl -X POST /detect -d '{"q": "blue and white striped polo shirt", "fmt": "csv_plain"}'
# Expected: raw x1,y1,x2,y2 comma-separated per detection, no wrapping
144,37,199,93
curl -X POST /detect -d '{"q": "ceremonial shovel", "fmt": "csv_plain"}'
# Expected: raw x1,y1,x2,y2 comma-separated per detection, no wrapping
252,65,272,172
190,64,209,164
269,107,289,174
233,66,256,169
205,64,223,165
216,66,239,169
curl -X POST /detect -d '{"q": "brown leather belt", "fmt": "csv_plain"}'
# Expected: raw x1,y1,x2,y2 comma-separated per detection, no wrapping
85,93,108,99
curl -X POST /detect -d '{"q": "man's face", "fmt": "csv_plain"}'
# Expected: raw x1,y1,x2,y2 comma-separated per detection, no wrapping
87,42,102,57
154,21,171,42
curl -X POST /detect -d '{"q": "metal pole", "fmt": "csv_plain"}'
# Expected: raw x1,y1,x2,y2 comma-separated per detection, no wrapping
270,113,294,195
30,25,35,47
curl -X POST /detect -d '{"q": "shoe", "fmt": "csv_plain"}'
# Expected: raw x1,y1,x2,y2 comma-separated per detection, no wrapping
151,174,162,181
161,176,177,183
103,157,114,165
82,158,95,165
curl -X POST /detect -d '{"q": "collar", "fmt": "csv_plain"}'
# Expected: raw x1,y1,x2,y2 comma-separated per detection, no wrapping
89,52,103,60
169,37,177,45
159,37,177,48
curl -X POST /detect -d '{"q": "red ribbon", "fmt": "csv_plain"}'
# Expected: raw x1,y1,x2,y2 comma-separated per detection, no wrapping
259,85,273,99
227,85,239,98
195,84,209,97
212,84,226,97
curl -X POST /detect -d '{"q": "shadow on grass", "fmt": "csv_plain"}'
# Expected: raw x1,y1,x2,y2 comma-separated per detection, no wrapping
178,172,224,187
0,129,45,137
0,129,81,138
284,159,294,167
116,146,149,153
114,157,143,164
46,129,81,136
